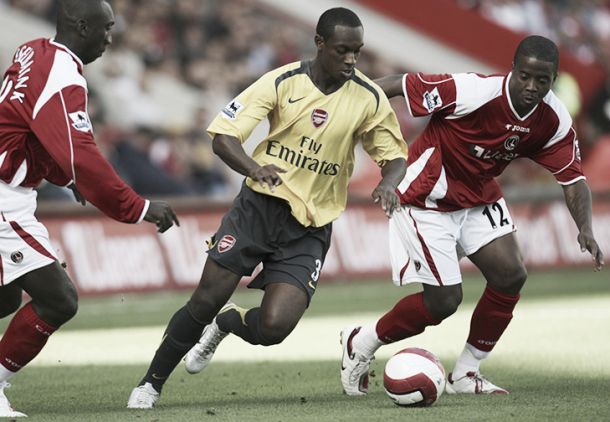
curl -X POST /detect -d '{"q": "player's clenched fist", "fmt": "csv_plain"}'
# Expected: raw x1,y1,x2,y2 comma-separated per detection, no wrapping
144,201,181,233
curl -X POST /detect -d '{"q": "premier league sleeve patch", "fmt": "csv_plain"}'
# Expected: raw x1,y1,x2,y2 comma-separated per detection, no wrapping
221,99,245,120
422,87,443,113
68,111,93,133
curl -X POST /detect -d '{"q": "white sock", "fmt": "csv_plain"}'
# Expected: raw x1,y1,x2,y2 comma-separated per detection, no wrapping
353,323,384,358
451,343,490,379
0,365,16,383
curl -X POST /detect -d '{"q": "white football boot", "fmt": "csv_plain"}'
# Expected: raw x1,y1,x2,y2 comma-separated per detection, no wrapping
127,382,160,409
184,302,238,374
445,372,509,394
340,325,374,396
0,381,26,417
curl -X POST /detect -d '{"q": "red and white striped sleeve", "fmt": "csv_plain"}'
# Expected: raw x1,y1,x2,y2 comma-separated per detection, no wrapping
29,50,147,223
531,94,585,185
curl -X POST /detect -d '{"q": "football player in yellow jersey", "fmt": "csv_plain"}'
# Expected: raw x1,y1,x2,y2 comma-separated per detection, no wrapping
128,7,408,408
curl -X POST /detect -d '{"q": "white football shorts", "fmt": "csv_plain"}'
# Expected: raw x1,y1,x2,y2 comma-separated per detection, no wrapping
389,198,516,286
0,216,57,286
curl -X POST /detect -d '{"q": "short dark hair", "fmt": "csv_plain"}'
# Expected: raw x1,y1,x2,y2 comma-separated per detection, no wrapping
56,0,105,30
514,35,559,71
316,7,362,40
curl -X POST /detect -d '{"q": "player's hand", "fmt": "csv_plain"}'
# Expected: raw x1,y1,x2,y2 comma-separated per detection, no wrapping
67,183,86,206
577,229,604,271
144,201,180,233
372,180,401,218
250,164,286,193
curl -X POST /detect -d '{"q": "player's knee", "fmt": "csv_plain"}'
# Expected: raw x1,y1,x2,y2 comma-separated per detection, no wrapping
0,296,22,318
424,290,462,320
46,284,79,325
56,289,79,323
491,265,528,295
187,294,224,323
509,265,528,291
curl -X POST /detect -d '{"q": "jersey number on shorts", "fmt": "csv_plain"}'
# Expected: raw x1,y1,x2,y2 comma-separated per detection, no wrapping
482,202,509,229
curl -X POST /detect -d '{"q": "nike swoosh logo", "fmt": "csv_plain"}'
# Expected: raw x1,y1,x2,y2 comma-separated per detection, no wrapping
288,96,305,104
308,280,316,290
151,373,167,380
340,327,361,370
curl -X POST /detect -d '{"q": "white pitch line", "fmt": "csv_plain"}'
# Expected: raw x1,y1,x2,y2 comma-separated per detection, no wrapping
31,296,610,376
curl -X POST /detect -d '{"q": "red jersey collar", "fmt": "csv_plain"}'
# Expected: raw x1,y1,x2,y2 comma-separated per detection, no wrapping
49,38,84,71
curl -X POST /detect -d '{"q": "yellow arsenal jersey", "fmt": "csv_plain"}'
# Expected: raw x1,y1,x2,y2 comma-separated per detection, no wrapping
207,61,407,227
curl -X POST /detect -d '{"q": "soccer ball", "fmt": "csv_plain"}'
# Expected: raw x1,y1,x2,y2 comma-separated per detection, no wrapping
383,347,446,407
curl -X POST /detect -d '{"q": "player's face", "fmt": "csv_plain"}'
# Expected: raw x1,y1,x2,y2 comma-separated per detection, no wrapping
81,1,114,64
509,54,556,116
317,25,364,82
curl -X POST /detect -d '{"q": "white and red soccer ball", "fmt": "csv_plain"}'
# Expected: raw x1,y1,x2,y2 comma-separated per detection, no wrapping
383,347,446,407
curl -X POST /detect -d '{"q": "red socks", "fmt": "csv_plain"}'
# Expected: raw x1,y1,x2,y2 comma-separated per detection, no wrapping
375,292,441,343
0,302,57,372
467,286,520,352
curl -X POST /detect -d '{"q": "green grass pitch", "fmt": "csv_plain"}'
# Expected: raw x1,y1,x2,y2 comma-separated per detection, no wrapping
2,268,609,420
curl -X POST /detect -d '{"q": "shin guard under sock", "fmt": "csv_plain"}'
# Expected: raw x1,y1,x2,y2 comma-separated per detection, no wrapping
0,302,57,376
375,292,441,343
141,305,207,391
466,286,520,352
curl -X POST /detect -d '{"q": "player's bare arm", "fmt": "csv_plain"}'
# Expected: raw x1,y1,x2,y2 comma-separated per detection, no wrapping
144,201,180,233
374,75,404,98
212,134,286,192
372,157,407,218
562,180,604,271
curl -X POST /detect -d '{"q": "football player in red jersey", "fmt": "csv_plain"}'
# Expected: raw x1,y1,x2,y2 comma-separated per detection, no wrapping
340,35,604,396
0,0,178,416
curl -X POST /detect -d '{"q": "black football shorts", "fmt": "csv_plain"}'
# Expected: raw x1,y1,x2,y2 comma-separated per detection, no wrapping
207,184,332,303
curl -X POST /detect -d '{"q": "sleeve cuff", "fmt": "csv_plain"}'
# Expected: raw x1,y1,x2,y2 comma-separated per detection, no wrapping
402,73,414,117
136,199,150,224
557,176,586,186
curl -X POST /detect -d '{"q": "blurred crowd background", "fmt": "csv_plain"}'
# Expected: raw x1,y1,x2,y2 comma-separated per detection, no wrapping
2,0,610,201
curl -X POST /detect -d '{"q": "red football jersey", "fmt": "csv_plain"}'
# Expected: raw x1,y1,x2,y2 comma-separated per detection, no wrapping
397,72,584,211
0,39,146,223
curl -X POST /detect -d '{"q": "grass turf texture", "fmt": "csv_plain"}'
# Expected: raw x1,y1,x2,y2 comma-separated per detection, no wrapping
2,268,609,420
11,361,610,421
11,267,606,332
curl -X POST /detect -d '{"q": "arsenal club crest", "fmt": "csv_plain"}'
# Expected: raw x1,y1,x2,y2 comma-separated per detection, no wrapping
218,235,236,253
504,135,520,151
311,109,328,128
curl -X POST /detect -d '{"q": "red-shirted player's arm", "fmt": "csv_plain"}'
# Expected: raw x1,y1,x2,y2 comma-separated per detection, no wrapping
530,128,584,185
532,130,604,270
44,162,71,187
402,73,457,117
562,180,604,271
374,75,404,98
30,85,147,223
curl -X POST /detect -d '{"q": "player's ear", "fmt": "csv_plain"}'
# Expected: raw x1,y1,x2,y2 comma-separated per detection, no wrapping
314,34,324,51
77,19,88,38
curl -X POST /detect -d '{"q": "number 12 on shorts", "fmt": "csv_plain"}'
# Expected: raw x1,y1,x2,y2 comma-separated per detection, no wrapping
482,201,509,229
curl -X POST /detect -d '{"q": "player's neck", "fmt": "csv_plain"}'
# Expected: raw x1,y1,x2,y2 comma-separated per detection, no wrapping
53,34,84,62
308,60,345,95
512,101,534,118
